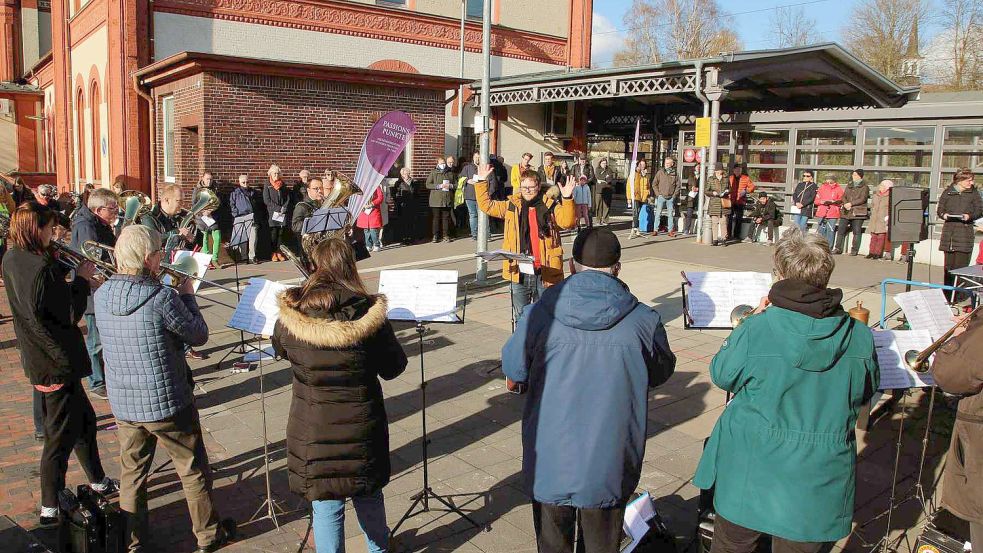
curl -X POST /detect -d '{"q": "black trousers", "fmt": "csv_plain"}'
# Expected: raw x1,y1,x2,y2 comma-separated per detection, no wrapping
728,204,746,240
944,250,972,301
40,380,106,507
432,207,452,239
532,502,625,553
835,218,865,253
710,515,834,553
270,225,284,250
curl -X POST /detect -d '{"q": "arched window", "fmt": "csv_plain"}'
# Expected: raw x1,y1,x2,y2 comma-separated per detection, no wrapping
76,87,86,183
90,81,101,182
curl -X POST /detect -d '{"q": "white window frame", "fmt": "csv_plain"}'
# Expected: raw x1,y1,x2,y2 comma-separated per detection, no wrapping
161,96,176,183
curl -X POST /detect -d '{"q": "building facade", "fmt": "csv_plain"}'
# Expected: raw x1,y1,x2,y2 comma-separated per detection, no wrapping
0,0,593,193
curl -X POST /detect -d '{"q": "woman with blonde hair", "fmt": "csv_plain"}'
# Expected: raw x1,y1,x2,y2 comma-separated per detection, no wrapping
273,237,407,553
263,164,291,261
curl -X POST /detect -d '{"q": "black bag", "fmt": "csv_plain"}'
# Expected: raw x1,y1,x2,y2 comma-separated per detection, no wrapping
77,484,125,553
914,509,970,553
58,488,99,553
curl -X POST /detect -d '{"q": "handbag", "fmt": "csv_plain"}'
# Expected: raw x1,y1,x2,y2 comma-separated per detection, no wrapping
720,197,732,209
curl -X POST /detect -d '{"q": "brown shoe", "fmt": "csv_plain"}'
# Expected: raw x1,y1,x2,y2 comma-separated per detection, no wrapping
186,349,207,360
668,230,677,237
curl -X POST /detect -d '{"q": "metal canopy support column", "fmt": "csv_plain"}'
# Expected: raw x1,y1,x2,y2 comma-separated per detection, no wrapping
476,0,491,283
706,83,725,243
693,62,710,244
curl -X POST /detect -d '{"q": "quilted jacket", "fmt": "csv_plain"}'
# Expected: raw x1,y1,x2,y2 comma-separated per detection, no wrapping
94,275,208,423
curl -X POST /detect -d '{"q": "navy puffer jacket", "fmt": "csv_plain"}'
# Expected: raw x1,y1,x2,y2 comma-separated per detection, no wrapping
94,275,208,422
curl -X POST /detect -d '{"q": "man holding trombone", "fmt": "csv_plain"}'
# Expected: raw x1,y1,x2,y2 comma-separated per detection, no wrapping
70,188,120,400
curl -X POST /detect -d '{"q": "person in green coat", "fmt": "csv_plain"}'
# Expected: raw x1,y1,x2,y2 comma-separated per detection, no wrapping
693,228,880,550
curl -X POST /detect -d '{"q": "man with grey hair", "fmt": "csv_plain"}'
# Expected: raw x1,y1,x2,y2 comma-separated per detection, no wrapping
503,227,675,553
70,187,119,399
693,228,880,551
95,225,235,553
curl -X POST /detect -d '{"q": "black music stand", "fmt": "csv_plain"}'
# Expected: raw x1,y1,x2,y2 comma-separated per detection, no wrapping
382,271,484,537
218,214,263,371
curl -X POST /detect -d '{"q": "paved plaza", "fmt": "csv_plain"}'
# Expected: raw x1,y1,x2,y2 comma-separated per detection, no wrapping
0,218,953,552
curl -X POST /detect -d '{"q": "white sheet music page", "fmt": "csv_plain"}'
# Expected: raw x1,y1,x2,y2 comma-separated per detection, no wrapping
872,330,936,389
228,278,292,336
894,289,955,340
685,271,772,328
379,270,459,322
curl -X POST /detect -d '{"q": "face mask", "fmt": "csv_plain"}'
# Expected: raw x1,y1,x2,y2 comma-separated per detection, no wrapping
438,163,446,170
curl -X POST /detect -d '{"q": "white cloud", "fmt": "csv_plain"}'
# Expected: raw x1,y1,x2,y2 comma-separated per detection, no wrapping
591,13,625,67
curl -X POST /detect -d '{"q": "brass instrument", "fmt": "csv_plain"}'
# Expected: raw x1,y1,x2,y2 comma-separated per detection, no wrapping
279,245,310,278
51,240,116,278
301,172,360,258
903,304,983,373
730,304,756,327
165,188,220,254
158,255,200,288
83,240,116,266
119,190,152,229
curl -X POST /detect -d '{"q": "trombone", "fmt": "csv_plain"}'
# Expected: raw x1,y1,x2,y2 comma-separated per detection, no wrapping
904,304,982,373
158,255,241,295
730,304,757,327
51,241,117,279
279,245,310,278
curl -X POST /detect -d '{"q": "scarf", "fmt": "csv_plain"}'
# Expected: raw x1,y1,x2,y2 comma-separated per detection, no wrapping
665,166,677,177
544,164,556,180
270,177,283,191
518,193,551,268
768,279,844,319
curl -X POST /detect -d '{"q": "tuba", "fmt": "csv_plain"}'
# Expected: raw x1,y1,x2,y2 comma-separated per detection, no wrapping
119,190,152,230
301,172,361,258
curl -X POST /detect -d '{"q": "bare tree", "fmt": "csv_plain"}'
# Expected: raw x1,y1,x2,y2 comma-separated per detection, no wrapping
770,6,818,48
612,0,743,67
931,0,983,90
843,0,929,81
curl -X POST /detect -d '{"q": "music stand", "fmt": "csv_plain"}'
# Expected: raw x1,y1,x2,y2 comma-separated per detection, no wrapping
475,250,535,332
218,214,263,371
380,270,484,537
302,206,348,235
227,279,294,530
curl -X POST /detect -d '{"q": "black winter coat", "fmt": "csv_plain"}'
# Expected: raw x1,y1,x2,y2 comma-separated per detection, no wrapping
273,287,408,501
937,185,983,253
2,248,91,386
263,184,291,227
791,181,818,216
71,204,116,315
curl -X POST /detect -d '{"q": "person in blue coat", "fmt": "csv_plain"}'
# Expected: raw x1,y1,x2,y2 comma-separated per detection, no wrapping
502,227,676,553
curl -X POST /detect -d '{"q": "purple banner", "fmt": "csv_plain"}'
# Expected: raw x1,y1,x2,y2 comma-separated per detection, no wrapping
347,111,416,216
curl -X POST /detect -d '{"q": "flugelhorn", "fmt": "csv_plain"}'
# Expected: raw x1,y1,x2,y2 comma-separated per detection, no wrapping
903,304,982,372
730,304,756,327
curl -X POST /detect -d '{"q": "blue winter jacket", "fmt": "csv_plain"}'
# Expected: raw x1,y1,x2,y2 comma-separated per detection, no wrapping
94,275,208,422
503,270,676,509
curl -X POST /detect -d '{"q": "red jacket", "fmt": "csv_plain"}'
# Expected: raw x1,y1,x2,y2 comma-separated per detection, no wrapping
815,182,844,219
356,187,385,229
728,174,755,206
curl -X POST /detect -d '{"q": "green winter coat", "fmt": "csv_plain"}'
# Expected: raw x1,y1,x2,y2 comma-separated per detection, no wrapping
693,300,880,542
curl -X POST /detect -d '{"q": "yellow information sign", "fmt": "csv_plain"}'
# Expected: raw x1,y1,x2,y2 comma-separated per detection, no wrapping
695,117,711,147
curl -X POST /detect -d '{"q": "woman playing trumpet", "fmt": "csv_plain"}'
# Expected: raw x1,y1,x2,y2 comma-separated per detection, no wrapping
1,202,117,526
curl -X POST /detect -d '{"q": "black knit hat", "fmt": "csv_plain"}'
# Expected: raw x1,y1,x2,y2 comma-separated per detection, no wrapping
573,227,621,268
758,191,768,198
854,168,865,178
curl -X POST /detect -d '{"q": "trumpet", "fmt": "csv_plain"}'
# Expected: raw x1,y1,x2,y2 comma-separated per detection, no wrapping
279,245,310,278
903,304,982,372
51,240,116,278
730,304,756,327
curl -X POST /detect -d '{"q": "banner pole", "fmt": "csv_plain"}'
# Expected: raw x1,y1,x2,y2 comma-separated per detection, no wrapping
475,0,492,283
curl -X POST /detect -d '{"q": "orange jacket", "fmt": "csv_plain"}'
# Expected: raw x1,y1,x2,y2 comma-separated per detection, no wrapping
728,174,755,206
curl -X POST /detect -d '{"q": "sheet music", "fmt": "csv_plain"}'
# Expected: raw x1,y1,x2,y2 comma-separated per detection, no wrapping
166,250,213,293
894,289,954,340
685,271,772,328
228,278,292,335
378,270,459,322
872,330,936,390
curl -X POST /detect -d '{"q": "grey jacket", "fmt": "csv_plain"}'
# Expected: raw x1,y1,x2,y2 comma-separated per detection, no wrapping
94,275,208,423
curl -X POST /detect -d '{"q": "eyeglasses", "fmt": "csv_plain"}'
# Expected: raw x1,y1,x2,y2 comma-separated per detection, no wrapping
519,186,540,192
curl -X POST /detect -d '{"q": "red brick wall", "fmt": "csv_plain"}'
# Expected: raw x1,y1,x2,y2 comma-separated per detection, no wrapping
153,74,204,202
200,72,444,189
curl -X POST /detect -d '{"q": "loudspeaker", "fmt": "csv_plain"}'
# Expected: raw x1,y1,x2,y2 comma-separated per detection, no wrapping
889,186,929,243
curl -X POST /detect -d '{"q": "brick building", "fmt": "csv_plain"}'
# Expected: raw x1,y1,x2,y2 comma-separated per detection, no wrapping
0,0,593,194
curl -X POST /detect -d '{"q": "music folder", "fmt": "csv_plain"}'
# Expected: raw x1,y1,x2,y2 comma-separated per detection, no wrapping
303,207,348,235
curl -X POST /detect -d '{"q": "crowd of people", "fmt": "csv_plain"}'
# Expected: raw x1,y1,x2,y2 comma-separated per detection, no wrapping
0,153,982,553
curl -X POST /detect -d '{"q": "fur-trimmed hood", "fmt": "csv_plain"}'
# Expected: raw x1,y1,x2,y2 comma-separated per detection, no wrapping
276,289,389,349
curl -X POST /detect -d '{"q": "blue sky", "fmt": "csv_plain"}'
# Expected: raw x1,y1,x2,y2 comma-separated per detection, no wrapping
591,0,863,68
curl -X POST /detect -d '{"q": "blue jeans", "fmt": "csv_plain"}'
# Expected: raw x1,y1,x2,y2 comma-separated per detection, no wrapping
510,273,545,323
792,213,809,231
817,218,838,247
364,228,381,250
465,199,479,239
654,196,676,232
312,491,389,553
83,314,104,389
